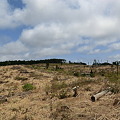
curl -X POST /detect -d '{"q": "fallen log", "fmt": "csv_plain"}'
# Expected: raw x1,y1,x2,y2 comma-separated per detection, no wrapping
91,90,109,102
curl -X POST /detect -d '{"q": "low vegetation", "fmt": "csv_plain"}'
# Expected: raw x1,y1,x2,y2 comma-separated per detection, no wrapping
22,83,35,91
0,63,119,120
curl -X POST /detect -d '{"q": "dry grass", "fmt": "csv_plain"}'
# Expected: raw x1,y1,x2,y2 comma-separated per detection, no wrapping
0,64,119,120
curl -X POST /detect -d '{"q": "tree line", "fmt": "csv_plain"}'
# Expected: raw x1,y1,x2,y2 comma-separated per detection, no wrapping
0,58,119,66
0,59,66,66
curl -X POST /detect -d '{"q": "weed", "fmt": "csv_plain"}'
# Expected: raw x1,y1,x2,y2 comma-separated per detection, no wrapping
74,72,80,77
22,83,35,91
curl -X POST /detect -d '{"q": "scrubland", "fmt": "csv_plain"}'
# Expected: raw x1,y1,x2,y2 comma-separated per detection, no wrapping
0,64,119,120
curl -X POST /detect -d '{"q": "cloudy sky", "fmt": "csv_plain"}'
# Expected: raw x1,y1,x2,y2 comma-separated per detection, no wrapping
0,0,120,63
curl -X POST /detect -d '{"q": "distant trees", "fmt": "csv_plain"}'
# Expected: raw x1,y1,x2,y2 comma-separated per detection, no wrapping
0,59,66,66
0,58,119,66
92,59,112,66
69,61,87,65
113,61,120,65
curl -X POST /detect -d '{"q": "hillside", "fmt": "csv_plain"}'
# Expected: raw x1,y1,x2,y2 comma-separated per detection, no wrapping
0,64,120,120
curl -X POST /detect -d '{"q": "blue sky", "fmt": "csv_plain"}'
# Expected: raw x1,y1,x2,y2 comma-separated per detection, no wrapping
0,0,120,63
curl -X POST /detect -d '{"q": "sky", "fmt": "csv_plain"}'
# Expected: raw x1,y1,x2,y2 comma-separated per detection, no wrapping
0,0,120,63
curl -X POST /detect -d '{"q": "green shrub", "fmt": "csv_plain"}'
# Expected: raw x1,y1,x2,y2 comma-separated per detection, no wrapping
22,83,35,91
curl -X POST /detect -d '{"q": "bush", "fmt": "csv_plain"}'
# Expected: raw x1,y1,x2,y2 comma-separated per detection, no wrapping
73,72,80,77
90,70,95,77
22,83,35,91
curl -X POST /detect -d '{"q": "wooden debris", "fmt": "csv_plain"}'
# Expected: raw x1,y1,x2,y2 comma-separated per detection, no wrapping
0,96,7,104
113,99,120,106
91,90,109,102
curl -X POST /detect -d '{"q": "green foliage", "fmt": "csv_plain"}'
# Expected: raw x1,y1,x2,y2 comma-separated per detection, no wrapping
22,83,35,91
105,72,120,83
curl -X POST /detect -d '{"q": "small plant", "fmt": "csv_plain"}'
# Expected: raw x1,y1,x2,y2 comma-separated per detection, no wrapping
46,63,49,69
55,65,59,70
73,72,80,77
90,70,95,77
22,83,35,91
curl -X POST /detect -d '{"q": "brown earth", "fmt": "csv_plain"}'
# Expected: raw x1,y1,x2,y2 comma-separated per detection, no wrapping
0,64,119,120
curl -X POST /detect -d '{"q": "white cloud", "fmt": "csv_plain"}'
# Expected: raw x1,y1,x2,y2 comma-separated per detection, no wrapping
109,54,120,61
20,24,69,47
108,42,120,51
0,41,28,55
1,0,120,60
0,0,20,28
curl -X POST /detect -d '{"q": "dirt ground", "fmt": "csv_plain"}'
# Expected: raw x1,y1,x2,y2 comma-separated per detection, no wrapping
0,64,119,120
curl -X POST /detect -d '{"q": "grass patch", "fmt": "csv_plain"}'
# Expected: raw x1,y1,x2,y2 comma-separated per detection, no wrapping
22,83,35,91
45,77,68,99
105,72,120,83
70,78,94,88
51,81,68,92
29,72,43,79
